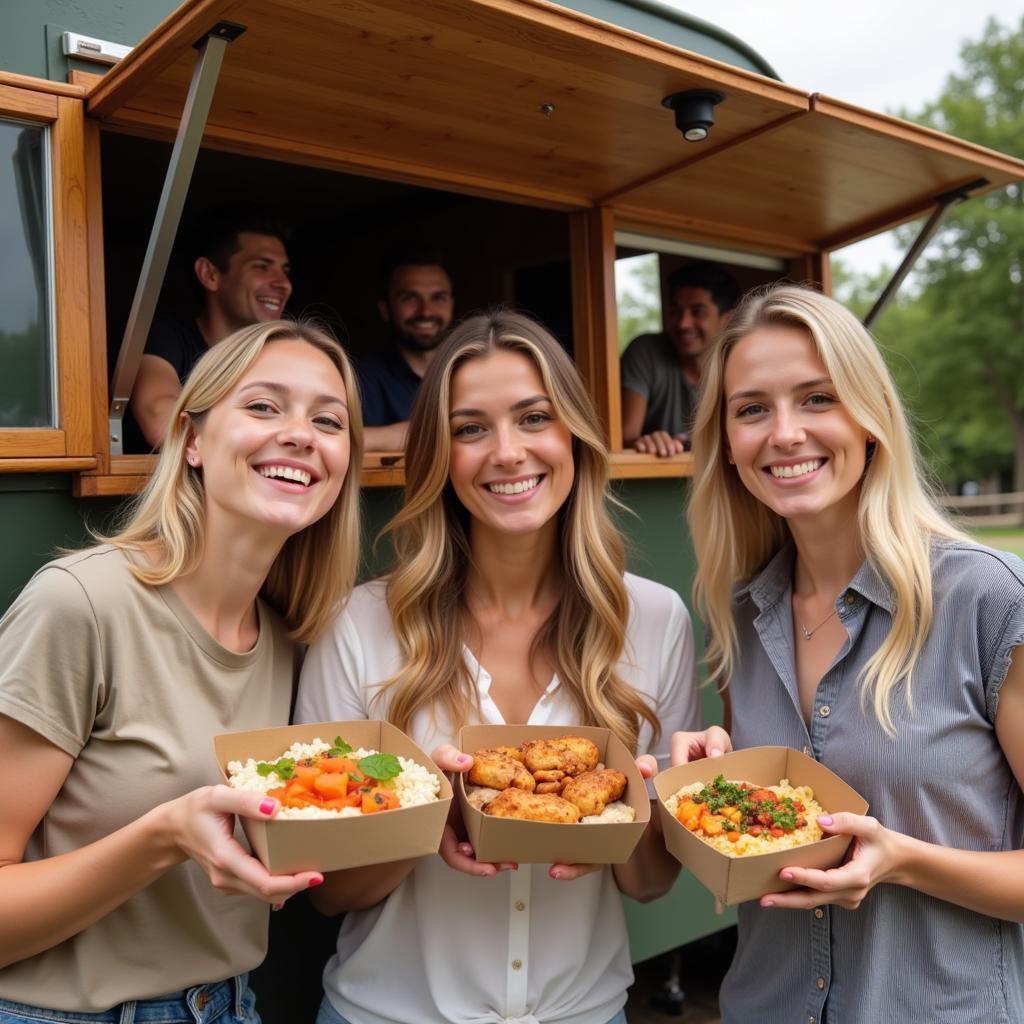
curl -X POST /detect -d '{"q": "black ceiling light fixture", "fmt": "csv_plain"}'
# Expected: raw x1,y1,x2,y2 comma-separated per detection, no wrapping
662,89,725,142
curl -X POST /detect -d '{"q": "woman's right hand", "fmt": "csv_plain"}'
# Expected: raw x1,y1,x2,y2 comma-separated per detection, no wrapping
432,745,518,877
158,785,323,903
670,726,732,766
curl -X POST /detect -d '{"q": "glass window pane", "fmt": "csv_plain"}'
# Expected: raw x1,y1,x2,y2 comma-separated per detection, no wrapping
615,252,662,353
0,119,52,428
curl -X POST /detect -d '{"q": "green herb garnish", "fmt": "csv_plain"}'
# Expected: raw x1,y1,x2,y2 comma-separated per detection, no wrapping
327,736,353,757
256,757,295,780
358,752,401,781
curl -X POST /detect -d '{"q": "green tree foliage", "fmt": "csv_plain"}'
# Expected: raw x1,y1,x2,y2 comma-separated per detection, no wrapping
616,253,661,352
865,17,1024,491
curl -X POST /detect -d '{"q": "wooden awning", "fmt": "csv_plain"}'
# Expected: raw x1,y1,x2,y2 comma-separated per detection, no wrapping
86,0,1024,254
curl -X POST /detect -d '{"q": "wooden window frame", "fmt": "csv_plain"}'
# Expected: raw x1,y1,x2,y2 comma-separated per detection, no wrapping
0,78,100,473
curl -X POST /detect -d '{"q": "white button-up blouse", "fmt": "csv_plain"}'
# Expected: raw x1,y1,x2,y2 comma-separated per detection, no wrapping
295,573,699,1024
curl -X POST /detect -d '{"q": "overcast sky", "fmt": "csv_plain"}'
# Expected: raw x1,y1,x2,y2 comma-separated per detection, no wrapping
662,0,1022,273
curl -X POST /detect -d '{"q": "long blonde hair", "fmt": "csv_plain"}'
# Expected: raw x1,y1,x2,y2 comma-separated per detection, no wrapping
378,311,658,752
689,284,966,734
100,320,363,643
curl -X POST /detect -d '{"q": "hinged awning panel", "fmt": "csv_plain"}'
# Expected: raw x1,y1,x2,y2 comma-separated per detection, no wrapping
86,0,1024,250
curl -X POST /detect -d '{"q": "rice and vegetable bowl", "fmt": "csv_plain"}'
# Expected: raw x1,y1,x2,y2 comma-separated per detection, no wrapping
665,774,826,857
227,736,441,819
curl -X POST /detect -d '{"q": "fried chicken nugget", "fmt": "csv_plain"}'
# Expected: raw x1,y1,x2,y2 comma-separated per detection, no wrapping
468,748,536,792
484,789,581,823
534,782,564,795
521,736,600,777
561,769,627,817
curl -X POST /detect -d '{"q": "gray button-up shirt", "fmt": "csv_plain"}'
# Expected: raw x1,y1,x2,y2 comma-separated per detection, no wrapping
720,540,1024,1024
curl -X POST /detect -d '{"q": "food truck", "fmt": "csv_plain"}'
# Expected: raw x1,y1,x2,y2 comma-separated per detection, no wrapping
2,0,1022,1005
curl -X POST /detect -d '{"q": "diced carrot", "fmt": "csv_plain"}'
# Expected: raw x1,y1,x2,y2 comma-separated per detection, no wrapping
313,773,350,798
317,757,350,774
751,789,776,803
726,831,741,843
361,787,400,814
769,826,784,838
322,797,353,810
682,815,700,831
700,814,725,836
677,800,703,822
265,787,289,802
284,786,323,809
292,765,322,791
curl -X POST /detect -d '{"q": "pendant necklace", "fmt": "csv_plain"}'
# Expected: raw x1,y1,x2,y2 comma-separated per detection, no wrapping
800,605,838,641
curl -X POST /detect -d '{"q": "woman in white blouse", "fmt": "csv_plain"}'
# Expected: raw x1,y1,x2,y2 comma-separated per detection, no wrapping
296,311,725,1024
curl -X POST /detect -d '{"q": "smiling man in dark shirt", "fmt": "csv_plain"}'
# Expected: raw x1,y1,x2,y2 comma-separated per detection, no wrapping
125,206,291,452
358,253,454,451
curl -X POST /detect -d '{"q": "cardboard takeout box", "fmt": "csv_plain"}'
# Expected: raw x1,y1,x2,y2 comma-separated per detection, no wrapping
654,746,868,906
457,723,650,865
214,720,452,874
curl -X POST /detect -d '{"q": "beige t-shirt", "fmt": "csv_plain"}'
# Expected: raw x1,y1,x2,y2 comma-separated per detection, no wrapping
0,546,295,1011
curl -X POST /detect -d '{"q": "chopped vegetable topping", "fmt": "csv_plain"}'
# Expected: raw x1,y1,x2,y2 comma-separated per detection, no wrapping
676,775,808,839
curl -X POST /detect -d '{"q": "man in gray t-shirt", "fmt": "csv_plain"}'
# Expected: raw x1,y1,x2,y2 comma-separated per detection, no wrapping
621,262,738,456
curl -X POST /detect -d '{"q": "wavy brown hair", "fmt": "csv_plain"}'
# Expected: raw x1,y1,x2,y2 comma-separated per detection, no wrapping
98,319,363,644
376,311,659,752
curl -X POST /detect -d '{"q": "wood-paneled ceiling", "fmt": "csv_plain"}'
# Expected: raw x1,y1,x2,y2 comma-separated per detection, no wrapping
87,0,1024,254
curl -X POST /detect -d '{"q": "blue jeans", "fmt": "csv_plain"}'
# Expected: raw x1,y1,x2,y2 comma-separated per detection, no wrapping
0,975,258,1024
315,996,627,1024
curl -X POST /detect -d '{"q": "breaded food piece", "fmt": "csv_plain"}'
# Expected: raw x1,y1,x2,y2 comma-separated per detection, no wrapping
534,781,565,795
561,768,627,817
533,769,565,783
493,745,525,763
521,736,599,777
465,785,502,810
484,789,581,823
468,748,536,792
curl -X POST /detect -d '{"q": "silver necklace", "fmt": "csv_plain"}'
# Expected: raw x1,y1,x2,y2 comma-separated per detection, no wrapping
800,605,838,640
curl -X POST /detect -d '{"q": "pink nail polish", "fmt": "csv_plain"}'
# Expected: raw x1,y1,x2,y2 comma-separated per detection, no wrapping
308,875,324,888
551,869,563,880
259,798,278,816
457,754,470,764
817,816,833,826
781,871,794,881
762,899,775,907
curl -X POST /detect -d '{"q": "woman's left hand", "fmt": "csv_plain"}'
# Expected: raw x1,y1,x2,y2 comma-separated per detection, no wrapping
759,812,904,911
549,755,657,883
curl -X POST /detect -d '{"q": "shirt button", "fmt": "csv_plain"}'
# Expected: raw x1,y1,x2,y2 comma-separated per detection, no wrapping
816,976,826,990
809,1018,816,1024
802,745,813,757
844,593,857,605
818,705,831,718
512,959,523,970
814,908,824,919
514,900,526,911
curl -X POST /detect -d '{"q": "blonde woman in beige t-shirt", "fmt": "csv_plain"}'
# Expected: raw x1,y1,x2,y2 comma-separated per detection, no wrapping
0,321,362,1022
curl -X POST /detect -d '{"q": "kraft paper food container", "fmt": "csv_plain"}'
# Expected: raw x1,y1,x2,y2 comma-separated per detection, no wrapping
654,746,868,907
214,720,452,875
457,724,650,864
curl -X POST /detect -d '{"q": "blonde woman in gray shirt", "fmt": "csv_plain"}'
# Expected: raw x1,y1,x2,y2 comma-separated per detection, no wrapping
683,284,1024,1023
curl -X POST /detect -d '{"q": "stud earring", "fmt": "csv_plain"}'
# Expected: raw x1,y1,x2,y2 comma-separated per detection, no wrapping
187,454,198,466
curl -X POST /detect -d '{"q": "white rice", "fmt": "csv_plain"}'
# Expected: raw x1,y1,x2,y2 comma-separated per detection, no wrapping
227,737,440,819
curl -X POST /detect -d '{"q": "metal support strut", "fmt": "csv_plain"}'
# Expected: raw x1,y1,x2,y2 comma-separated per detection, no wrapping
862,177,988,330
107,21,245,453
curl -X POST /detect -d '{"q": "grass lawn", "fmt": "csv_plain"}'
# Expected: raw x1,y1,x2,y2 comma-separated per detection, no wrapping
969,527,1024,560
